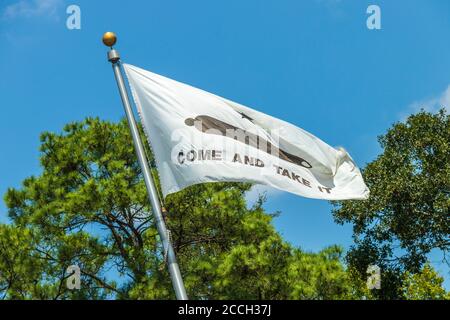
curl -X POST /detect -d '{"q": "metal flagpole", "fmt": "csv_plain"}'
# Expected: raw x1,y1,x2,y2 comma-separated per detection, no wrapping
102,32,188,300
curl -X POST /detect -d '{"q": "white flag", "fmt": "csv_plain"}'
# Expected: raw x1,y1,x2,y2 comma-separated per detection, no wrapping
123,64,370,200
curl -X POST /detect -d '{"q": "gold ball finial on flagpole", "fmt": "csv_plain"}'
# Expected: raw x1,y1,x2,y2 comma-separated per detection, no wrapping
102,32,117,47
103,32,120,63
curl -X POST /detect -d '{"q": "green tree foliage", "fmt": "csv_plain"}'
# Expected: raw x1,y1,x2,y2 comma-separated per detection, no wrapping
332,109,450,299
402,264,449,300
1,118,358,300
0,224,112,299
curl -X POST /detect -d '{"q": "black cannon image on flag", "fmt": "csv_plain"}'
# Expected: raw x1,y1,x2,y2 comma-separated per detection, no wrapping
184,115,313,169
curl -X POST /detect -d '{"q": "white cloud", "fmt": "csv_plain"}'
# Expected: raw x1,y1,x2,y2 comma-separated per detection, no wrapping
245,184,283,206
2,0,63,20
440,85,450,110
403,85,450,119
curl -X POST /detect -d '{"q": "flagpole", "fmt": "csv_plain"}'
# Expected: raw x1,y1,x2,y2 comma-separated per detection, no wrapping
102,32,188,300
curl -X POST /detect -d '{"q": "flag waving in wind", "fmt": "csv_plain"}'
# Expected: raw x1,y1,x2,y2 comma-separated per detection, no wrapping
123,64,370,200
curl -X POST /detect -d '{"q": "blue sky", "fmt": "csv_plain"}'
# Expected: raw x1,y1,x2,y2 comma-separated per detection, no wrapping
1,0,449,288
